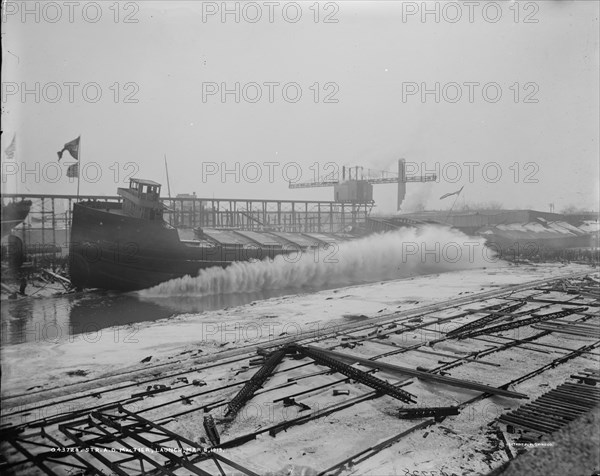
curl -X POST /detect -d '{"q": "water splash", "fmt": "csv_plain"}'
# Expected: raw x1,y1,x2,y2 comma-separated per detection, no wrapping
138,226,496,298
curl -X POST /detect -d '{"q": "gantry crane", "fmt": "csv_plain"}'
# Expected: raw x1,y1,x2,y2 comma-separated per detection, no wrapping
289,159,436,210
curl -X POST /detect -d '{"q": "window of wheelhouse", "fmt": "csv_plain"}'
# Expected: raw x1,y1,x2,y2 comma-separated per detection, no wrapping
130,180,140,194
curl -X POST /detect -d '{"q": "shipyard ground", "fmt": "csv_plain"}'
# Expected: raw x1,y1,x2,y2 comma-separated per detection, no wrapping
1,262,599,476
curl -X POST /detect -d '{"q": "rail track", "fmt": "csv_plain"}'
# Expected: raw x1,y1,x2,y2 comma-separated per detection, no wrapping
1,269,598,475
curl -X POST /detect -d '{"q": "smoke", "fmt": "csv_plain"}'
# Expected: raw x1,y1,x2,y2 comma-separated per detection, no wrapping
398,182,434,213
138,226,496,298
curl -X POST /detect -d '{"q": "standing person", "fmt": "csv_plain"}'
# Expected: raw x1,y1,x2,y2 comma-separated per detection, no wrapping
19,277,27,296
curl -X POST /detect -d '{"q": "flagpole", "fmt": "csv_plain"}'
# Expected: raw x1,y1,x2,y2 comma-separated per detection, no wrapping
445,187,463,224
3,134,17,195
164,154,172,200
76,134,82,200
14,135,18,195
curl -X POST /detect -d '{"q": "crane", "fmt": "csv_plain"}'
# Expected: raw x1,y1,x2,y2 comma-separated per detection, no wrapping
289,159,436,210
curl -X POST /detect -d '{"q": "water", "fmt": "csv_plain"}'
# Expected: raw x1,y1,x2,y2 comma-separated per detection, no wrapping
2,226,492,346
0,287,320,346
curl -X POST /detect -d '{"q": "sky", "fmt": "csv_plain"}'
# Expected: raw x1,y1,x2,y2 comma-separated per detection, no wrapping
1,0,599,214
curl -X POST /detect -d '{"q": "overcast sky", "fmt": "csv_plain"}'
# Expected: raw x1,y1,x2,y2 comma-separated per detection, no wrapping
2,1,598,213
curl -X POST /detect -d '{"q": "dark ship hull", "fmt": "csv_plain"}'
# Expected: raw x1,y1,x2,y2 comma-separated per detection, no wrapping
1,200,32,238
69,201,317,291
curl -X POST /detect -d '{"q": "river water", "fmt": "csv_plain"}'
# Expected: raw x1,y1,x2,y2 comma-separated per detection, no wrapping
0,287,323,346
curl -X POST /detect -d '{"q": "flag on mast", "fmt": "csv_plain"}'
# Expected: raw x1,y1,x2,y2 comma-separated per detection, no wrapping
4,134,16,161
57,136,80,161
439,186,464,200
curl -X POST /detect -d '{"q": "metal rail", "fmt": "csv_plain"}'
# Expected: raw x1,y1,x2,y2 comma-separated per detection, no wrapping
224,348,287,418
290,344,417,404
304,346,529,399
460,306,588,339
446,301,527,338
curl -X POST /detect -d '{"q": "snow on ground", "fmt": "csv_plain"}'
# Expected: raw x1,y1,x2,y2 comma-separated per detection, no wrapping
1,262,591,399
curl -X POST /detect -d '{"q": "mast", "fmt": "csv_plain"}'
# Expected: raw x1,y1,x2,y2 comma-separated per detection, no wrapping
76,134,82,200
445,186,464,224
164,154,172,200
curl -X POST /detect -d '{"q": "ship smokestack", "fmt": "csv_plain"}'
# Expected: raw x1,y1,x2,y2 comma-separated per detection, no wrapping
397,158,406,211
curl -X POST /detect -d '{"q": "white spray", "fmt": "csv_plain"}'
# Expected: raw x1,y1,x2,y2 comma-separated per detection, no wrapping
139,226,496,298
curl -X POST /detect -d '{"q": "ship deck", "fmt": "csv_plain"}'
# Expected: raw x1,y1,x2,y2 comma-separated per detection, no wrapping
178,228,350,249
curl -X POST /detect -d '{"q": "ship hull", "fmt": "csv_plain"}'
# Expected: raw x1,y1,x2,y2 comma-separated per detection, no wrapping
1,200,32,238
69,202,296,291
